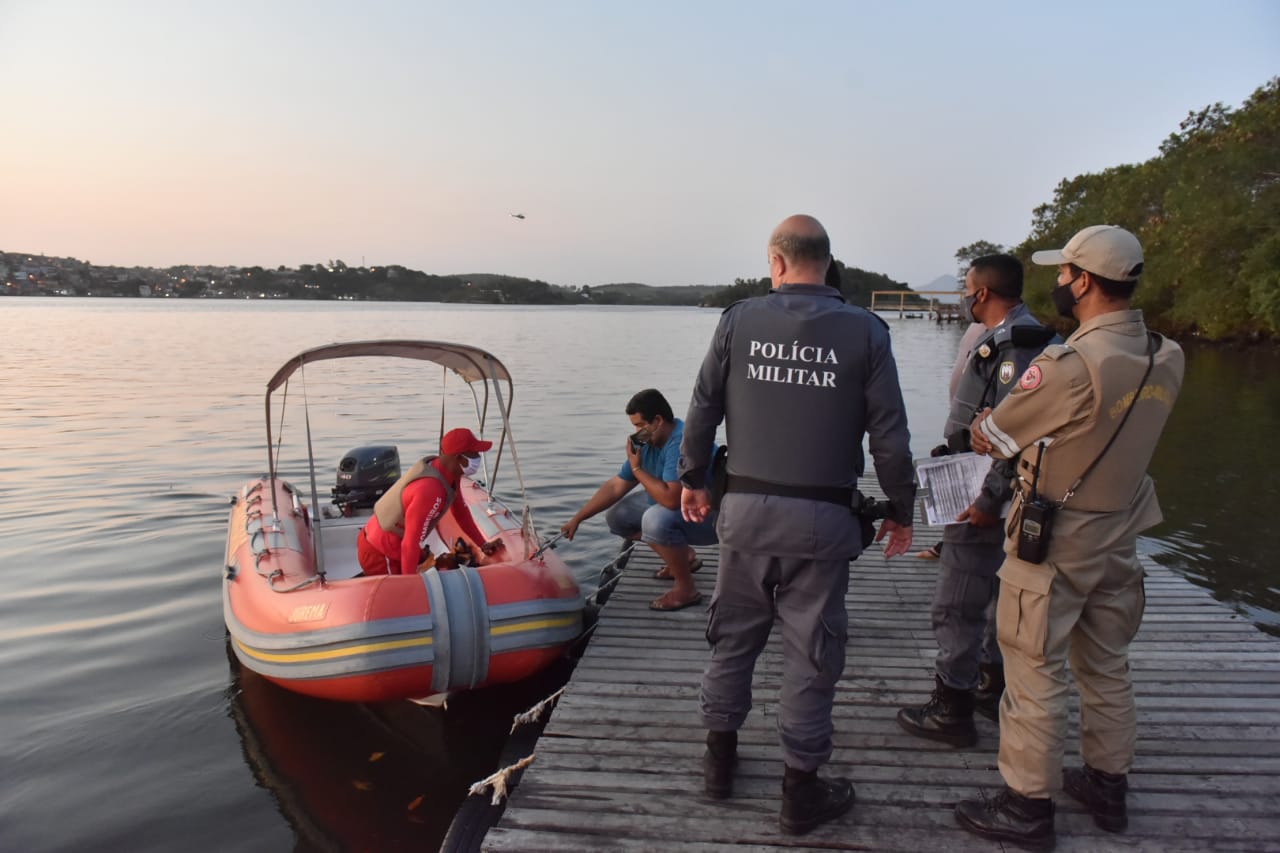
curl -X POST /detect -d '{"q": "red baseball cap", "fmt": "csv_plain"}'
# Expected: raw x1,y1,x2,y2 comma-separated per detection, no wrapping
441,427,492,455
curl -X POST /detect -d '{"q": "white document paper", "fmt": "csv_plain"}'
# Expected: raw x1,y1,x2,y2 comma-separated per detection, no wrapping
915,452,990,526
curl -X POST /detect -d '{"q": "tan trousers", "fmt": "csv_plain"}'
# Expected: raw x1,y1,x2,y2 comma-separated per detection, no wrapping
994,543,1146,798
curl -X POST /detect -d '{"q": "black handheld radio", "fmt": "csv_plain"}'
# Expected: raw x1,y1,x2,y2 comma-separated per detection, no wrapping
1016,442,1055,564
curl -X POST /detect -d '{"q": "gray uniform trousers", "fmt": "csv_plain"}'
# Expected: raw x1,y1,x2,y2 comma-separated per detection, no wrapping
933,523,1004,691
700,493,860,772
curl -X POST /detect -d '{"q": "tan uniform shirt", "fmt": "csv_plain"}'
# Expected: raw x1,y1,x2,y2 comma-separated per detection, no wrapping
982,310,1185,572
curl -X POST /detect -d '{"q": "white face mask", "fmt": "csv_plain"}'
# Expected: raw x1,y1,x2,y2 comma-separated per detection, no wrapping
461,455,482,477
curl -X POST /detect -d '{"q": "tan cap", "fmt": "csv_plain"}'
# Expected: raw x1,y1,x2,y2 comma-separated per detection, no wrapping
1031,225,1144,281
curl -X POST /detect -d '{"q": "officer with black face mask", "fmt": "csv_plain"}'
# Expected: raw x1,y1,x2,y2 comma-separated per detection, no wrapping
897,254,1057,748
958,225,1185,849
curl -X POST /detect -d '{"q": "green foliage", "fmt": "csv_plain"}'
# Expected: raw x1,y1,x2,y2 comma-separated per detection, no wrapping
837,262,913,308
701,260,910,309
703,276,770,307
1011,77,1280,342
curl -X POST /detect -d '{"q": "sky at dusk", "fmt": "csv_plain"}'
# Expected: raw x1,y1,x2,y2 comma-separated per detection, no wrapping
2,1,1276,289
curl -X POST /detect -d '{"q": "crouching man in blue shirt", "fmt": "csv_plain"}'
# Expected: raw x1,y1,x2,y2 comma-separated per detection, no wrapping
561,388,719,611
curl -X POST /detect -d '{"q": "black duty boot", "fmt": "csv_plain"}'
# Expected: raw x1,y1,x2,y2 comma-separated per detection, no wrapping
955,787,1055,850
779,766,854,835
1063,764,1128,832
896,675,978,747
703,730,738,799
973,662,1005,723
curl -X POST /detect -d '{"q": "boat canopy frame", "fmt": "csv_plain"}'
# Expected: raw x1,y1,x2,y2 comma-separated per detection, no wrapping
262,340,532,575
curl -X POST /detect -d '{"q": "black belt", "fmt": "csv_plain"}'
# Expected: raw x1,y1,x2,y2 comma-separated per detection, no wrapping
725,474,854,508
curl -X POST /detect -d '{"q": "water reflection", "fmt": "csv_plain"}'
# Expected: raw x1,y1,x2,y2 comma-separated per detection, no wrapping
1,299,1275,852
1143,342,1280,635
227,644,573,850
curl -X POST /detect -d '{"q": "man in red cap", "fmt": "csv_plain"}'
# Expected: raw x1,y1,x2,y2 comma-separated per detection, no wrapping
357,427,505,575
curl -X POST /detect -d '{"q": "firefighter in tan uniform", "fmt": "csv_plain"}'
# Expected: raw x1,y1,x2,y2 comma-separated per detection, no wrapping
954,225,1185,850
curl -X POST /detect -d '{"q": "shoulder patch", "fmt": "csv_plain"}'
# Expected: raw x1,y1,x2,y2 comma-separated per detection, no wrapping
999,361,1015,384
1018,364,1043,390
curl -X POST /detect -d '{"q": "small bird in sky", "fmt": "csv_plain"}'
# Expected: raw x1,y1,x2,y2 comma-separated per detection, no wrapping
509,213,526,220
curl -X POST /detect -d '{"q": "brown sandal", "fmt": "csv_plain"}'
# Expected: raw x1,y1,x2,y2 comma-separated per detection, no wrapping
649,591,704,612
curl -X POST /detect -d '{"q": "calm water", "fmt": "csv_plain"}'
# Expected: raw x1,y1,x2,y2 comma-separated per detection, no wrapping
0,298,1275,851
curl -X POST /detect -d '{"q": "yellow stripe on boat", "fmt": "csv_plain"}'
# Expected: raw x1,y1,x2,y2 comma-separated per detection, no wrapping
236,635,432,664
490,615,580,637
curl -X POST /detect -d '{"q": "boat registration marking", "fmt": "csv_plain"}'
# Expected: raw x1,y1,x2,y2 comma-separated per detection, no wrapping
288,603,329,623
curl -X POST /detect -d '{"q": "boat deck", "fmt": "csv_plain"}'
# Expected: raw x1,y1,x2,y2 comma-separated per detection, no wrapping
483,528,1280,851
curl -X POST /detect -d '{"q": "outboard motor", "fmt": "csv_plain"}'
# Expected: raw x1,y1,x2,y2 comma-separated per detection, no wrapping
332,445,400,511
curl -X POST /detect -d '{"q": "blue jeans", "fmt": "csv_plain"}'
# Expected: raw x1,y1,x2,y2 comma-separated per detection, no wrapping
605,490,718,547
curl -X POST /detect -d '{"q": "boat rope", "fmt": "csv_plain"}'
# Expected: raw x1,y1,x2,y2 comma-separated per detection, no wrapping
269,574,322,593
270,381,289,520
483,355,539,555
583,573,621,607
510,686,566,733
467,753,535,806
439,363,448,446
582,543,637,607
528,530,564,561
299,360,326,585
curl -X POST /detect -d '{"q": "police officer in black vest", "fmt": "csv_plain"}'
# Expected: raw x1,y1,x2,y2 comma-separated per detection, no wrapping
896,254,1057,747
679,214,916,835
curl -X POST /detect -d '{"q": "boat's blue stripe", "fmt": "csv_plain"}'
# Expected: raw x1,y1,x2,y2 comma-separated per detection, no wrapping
221,581,434,650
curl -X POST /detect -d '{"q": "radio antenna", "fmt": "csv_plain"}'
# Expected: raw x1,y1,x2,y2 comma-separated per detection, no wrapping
1030,442,1046,499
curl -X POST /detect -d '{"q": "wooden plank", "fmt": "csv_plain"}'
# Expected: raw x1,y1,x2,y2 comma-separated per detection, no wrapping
482,504,1280,852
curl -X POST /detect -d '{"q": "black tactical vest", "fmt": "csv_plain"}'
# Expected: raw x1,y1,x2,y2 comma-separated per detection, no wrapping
723,289,887,488
945,305,1057,448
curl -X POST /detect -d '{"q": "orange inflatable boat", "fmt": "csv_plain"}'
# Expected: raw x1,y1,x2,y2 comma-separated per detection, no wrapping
222,341,584,703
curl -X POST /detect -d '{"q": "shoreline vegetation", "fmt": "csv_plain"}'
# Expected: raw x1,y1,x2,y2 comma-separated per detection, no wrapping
998,78,1278,346
0,252,912,312
4,80,1274,344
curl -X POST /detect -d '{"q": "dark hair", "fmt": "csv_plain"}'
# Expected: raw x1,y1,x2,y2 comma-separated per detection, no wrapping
625,388,674,423
969,254,1024,299
824,259,843,291
1067,264,1138,300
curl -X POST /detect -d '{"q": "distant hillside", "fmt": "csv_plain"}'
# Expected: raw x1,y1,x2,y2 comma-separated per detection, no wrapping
922,274,959,293
584,282,723,306
3,252,904,310
701,261,911,309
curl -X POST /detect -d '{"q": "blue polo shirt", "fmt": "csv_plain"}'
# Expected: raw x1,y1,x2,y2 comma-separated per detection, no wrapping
618,419,715,505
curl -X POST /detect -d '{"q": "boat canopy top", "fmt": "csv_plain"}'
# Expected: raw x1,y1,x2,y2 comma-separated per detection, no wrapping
265,340,513,393
263,339,522,509
254,338,547,583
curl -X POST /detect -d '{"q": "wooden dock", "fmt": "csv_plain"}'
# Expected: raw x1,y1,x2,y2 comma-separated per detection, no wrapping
483,529,1280,851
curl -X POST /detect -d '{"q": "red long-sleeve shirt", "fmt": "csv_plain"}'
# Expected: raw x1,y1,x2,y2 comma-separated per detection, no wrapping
363,460,488,573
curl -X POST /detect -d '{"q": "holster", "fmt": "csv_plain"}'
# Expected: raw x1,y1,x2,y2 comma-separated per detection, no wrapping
856,499,876,550
708,446,729,511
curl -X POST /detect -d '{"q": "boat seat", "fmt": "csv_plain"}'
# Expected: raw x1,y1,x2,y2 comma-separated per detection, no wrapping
315,516,365,580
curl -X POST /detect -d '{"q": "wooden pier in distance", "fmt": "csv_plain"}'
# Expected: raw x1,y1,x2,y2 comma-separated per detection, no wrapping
871,290,967,323
483,522,1280,851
